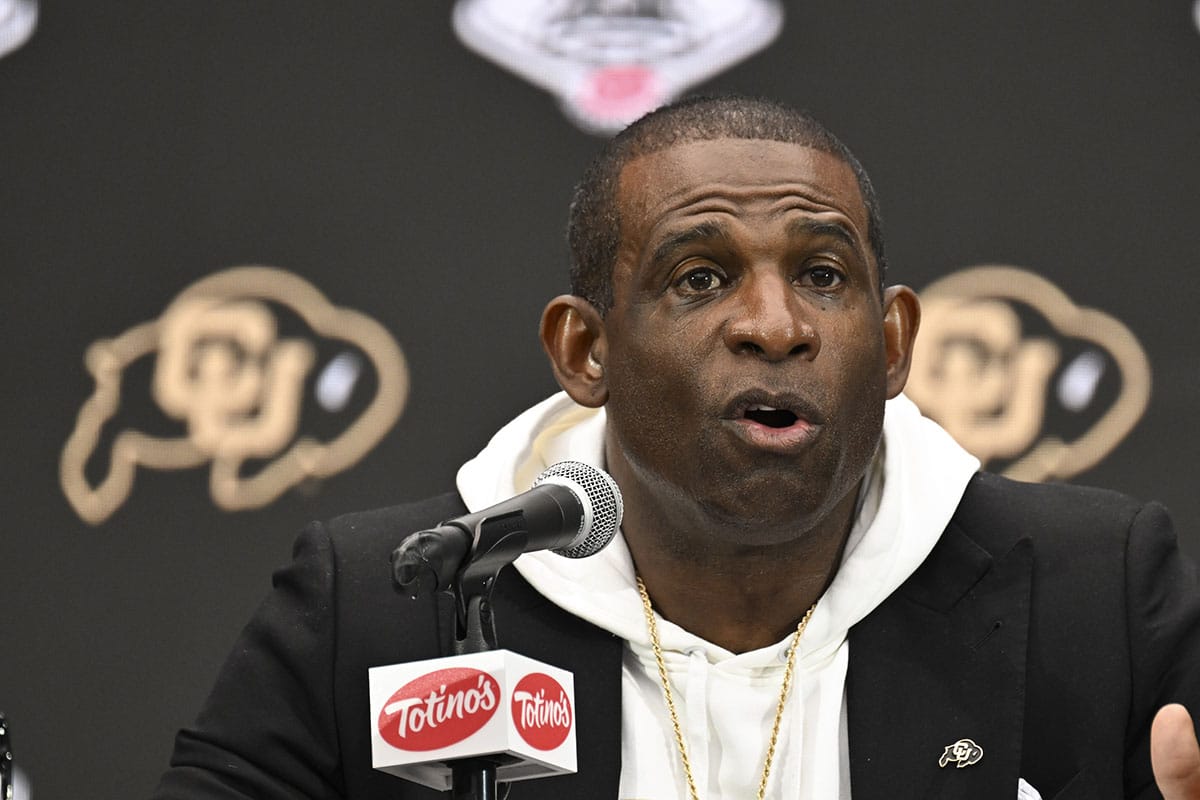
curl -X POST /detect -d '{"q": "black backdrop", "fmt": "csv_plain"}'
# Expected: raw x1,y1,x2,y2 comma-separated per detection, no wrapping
1,3,1198,798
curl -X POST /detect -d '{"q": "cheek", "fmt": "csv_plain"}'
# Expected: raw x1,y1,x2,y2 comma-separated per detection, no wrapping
831,309,889,380
604,337,710,453
606,347,683,428
826,325,889,464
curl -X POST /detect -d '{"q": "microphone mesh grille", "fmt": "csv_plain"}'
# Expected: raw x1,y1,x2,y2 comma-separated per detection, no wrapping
533,461,624,558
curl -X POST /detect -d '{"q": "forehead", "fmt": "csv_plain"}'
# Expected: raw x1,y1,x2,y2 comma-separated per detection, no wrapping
614,138,869,241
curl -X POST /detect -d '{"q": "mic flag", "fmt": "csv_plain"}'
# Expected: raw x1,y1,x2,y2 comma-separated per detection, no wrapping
369,650,577,789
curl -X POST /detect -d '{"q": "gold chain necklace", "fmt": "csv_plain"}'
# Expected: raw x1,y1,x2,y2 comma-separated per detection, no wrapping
636,576,816,800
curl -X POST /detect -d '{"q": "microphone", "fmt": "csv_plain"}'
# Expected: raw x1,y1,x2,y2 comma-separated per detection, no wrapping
391,461,623,594
379,463,619,790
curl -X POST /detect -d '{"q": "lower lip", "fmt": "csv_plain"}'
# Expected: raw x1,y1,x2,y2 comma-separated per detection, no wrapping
726,418,819,453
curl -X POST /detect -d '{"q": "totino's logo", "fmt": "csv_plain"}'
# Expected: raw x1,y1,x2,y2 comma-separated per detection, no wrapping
378,668,500,751
511,672,572,751
60,266,409,524
906,265,1150,482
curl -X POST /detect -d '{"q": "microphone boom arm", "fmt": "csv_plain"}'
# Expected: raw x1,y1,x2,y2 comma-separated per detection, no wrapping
391,462,620,657
392,509,539,654
387,462,620,800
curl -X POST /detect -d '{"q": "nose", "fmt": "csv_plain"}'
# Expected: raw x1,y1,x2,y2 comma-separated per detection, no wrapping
722,272,820,361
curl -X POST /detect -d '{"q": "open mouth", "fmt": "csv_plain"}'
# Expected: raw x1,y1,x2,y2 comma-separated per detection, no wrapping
743,404,800,428
724,393,821,452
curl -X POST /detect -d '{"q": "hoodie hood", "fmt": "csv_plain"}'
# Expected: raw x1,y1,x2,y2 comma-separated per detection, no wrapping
459,391,981,798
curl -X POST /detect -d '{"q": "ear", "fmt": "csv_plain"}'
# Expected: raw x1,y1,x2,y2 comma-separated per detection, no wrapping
881,285,921,399
540,294,608,408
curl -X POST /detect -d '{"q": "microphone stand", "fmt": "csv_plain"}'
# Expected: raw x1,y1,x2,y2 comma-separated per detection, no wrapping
393,512,534,800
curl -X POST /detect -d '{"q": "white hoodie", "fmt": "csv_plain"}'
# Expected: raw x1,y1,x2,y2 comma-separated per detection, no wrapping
457,392,979,799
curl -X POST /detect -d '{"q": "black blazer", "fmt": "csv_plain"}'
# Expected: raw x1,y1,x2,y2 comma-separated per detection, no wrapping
153,473,1200,799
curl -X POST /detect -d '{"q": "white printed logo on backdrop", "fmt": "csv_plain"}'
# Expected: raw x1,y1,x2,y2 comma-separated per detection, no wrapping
0,0,36,60
452,0,784,134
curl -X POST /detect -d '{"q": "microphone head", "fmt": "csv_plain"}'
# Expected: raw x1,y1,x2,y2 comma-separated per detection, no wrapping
532,461,623,558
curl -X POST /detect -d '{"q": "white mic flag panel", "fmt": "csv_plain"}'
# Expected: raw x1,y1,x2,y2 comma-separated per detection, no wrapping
369,649,577,790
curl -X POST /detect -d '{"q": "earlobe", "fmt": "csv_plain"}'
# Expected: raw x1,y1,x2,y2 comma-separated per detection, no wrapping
540,295,609,408
881,285,921,399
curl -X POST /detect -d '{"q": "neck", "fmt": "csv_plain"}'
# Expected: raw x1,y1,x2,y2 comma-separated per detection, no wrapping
609,451,862,654
633,536,848,653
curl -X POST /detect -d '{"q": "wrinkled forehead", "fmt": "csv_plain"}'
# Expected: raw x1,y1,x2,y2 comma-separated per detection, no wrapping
614,138,870,241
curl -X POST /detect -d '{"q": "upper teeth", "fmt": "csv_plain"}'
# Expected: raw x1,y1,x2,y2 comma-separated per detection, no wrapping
748,404,779,412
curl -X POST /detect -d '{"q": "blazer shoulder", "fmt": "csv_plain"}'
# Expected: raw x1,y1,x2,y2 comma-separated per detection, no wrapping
951,472,1149,555
319,492,468,548
959,472,1146,521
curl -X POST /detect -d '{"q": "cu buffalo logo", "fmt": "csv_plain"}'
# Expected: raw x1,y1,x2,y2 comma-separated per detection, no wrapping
511,672,572,751
378,668,500,751
906,265,1150,482
60,266,409,524
939,738,983,769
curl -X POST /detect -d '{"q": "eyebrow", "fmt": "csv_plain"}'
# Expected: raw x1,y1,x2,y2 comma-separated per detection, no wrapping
785,219,861,251
650,221,732,266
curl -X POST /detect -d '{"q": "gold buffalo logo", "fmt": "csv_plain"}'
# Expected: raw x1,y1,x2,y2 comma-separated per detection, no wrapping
906,265,1150,481
61,266,409,525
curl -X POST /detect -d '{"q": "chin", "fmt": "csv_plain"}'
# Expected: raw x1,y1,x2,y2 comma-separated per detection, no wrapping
695,491,831,543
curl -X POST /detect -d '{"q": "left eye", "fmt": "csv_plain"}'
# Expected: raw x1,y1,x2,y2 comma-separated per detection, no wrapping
804,266,844,289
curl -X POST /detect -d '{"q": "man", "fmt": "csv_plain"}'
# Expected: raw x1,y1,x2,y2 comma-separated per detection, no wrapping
153,96,1200,799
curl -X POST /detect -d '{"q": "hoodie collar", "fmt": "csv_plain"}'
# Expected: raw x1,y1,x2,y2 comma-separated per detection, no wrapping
457,392,980,661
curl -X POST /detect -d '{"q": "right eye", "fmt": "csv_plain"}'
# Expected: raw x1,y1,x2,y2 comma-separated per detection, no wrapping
675,265,725,294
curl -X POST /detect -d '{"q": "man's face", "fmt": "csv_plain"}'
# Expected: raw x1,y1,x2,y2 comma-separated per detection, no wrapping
600,137,901,544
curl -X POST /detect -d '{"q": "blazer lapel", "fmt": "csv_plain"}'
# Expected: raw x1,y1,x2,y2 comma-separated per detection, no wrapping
847,525,1033,800
495,572,624,800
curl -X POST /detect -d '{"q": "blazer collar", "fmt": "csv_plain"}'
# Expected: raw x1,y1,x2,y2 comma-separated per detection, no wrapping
847,522,1033,800
490,571,624,799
